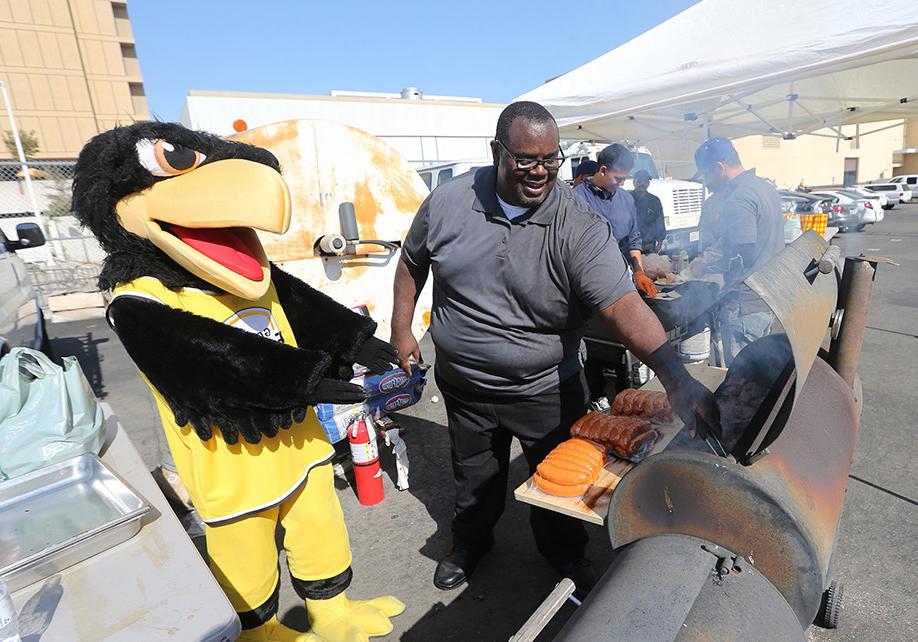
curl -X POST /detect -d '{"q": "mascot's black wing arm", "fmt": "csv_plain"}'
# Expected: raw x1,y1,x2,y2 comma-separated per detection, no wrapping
270,264,398,375
108,297,367,445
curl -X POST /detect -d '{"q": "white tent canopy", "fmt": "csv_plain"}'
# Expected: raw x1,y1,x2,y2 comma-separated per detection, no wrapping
518,0,918,148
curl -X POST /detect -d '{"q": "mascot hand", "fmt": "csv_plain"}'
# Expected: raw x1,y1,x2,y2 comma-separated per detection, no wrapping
312,379,368,404
353,336,399,374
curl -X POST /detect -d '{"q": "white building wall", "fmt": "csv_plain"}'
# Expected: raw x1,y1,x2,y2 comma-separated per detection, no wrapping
180,91,506,168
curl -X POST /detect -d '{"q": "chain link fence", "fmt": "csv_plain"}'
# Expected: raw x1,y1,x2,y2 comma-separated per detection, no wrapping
0,160,104,302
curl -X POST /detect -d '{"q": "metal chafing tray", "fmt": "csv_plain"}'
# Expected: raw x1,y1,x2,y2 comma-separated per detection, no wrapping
0,454,150,592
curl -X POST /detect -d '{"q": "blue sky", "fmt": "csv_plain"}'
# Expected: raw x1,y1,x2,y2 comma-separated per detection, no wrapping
130,0,701,122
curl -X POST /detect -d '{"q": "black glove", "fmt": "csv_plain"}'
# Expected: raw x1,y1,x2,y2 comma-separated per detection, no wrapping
668,375,721,438
310,378,368,404
644,343,721,438
353,336,400,374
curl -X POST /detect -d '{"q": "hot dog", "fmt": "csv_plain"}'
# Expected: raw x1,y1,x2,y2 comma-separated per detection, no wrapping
533,473,591,497
545,451,600,476
564,438,608,460
611,389,673,422
570,413,658,459
536,459,592,485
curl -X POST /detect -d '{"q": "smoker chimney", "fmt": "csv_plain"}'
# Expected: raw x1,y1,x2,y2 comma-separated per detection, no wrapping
400,87,423,100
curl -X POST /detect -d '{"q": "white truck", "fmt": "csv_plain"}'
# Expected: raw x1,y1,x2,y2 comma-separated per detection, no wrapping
559,141,704,256
416,160,491,191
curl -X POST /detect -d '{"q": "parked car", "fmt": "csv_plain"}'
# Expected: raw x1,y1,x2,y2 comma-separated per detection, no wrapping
779,194,806,242
839,189,884,223
811,190,881,229
0,222,50,355
845,187,888,214
781,190,862,233
890,174,918,189
858,183,908,209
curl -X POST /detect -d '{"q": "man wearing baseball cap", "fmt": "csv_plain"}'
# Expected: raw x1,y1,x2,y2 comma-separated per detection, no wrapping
571,159,599,187
693,137,783,366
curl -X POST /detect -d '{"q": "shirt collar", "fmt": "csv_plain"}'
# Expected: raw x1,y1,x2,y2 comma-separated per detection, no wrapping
471,166,559,226
585,178,615,200
725,168,758,193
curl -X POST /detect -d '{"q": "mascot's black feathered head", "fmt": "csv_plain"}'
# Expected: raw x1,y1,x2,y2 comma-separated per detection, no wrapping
72,122,291,299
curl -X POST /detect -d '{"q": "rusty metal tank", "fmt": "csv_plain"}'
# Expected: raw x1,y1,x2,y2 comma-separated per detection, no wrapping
230,119,432,340
556,236,879,640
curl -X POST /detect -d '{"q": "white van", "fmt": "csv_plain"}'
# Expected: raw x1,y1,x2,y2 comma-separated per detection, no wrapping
417,160,492,191
891,174,918,194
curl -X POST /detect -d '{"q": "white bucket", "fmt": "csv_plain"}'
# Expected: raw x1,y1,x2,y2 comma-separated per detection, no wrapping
679,326,711,363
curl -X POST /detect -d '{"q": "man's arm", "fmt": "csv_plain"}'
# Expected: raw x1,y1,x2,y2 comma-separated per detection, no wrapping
628,249,645,274
391,195,432,373
391,259,428,373
629,248,657,297
626,200,656,296
598,292,720,433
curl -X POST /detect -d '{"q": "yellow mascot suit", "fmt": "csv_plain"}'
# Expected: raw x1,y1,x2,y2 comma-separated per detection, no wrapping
72,122,404,642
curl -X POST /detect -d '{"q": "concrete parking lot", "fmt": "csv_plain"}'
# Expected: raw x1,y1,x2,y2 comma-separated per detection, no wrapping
49,206,917,641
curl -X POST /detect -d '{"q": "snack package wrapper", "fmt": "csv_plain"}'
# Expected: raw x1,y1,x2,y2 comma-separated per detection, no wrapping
315,363,429,443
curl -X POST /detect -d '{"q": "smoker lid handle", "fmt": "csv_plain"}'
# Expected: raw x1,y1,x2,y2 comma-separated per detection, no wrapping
818,245,842,274
694,412,728,458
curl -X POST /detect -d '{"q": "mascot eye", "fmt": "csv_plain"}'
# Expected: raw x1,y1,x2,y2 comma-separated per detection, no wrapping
135,139,206,177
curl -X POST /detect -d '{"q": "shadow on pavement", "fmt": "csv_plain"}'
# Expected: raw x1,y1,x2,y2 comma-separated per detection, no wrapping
49,332,109,399
374,413,611,641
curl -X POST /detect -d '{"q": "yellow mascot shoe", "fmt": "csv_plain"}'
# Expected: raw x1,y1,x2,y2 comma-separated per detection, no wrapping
306,593,406,642
237,616,323,642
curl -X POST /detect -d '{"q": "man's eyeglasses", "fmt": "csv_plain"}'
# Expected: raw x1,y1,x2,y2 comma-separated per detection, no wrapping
495,139,566,171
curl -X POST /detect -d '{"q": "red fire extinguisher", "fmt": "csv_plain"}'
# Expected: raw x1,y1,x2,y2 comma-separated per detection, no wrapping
348,415,384,506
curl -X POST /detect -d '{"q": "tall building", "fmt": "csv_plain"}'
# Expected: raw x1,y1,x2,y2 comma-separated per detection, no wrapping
0,0,148,160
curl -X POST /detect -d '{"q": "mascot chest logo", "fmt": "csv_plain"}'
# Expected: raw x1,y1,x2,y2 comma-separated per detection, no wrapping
224,307,285,343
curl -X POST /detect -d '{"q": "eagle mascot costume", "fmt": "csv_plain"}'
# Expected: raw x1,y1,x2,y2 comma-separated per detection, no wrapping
72,122,405,642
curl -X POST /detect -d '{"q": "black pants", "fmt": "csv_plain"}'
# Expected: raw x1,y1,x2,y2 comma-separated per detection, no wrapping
437,371,589,564
583,358,607,401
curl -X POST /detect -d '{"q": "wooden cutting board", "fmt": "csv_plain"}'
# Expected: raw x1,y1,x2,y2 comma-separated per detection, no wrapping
513,365,727,525
513,422,683,525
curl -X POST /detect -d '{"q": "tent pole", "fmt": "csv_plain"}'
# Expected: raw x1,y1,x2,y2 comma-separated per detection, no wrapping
731,98,781,135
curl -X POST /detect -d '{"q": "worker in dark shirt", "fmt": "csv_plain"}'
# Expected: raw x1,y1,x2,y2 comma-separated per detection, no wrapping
631,169,666,254
573,145,659,410
693,137,784,366
571,144,657,298
571,159,599,187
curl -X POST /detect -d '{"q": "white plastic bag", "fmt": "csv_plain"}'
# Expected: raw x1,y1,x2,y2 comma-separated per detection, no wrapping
0,348,104,480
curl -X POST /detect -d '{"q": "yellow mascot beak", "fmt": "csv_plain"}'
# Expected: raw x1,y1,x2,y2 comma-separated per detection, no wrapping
115,159,291,300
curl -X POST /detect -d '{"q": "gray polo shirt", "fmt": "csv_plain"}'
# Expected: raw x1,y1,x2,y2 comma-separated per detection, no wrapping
718,168,784,307
401,166,633,397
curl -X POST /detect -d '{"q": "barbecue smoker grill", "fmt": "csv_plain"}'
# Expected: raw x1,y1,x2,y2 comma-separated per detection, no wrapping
517,233,882,641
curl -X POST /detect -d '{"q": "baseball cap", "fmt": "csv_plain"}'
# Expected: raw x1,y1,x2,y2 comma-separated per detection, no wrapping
692,137,739,181
574,160,599,179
